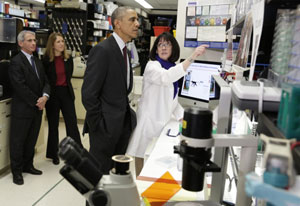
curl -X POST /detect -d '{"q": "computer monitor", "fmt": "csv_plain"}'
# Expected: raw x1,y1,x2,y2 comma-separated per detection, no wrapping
178,60,221,109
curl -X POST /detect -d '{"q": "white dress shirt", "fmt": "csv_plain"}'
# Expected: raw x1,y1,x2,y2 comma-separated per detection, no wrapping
112,32,130,89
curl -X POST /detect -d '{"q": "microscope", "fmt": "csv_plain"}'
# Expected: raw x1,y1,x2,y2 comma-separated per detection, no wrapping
174,109,221,192
174,107,258,206
58,137,140,206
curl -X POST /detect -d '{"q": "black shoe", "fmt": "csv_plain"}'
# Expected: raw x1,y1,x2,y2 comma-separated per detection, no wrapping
13,174,24,185
23,167,43,175
52,158,60,165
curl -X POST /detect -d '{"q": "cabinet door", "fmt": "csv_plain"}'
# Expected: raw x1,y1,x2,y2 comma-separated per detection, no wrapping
0,99,11,147
71,78,86,120
0,100,7,118
0,145,10,171
0,115,10,147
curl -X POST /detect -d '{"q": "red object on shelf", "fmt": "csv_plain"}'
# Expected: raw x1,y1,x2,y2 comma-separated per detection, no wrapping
153,26,171,36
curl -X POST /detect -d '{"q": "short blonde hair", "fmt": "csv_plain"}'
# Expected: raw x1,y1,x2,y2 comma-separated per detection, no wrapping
45,32,69,62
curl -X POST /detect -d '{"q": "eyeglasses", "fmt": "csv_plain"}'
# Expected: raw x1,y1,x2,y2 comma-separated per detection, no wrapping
157,42,172,48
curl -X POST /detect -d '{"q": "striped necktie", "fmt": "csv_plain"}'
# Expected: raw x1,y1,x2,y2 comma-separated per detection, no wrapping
30,56,39,79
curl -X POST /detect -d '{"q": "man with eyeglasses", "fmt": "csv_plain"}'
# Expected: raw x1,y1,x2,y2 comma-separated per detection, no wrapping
9,30,50,185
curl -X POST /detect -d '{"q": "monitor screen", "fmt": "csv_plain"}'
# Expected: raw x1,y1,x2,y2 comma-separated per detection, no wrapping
178,60,221,108
0,18,16,43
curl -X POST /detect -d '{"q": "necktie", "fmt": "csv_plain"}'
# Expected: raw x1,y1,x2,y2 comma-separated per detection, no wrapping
123,46,127,70
30,56,39,79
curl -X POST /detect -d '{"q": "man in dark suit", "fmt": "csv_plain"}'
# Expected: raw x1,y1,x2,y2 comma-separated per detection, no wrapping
9,30,50,185
82,7,139,174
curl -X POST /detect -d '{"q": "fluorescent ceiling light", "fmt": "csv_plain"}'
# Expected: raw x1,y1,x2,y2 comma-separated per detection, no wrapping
135,0,153,9
32,0,45,3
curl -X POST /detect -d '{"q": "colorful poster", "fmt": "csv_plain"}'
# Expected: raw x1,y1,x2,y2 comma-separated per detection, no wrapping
184,2,232,49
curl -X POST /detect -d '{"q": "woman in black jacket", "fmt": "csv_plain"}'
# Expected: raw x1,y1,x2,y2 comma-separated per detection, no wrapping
43,32,83,165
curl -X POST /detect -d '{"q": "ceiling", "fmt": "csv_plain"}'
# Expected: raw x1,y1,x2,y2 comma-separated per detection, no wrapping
113,0,178,15
17,0,178,15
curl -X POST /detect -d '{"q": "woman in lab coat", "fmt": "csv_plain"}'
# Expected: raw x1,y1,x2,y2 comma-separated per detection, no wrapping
126,32,208,175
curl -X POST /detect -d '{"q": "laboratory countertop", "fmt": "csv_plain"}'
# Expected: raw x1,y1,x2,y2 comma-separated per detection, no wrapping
136,120,207,202
0,95,11,101
135,120,249,205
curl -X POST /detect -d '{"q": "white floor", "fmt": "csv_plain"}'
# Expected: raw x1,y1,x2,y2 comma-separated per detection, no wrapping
0,120,136,206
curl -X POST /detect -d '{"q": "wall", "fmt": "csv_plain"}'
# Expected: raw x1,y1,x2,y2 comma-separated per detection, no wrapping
176,0,223,62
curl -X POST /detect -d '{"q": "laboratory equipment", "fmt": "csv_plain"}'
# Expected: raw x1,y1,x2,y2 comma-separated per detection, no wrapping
231,79,281,112
174,109,221,191
72,55,86,77
0,18,16,43
35,29,49,48
58,137,140,206
269,10,295,84
246,172,300,206
174,107,258,206
261,134,295,189
277,84,300,140
285,5,300,85
245,135,299,206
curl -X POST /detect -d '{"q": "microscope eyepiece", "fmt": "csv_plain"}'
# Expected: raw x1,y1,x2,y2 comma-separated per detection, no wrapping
58,137,103,193
111,155,133,175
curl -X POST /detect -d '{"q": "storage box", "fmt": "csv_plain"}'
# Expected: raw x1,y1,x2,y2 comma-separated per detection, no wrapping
153,26,170,37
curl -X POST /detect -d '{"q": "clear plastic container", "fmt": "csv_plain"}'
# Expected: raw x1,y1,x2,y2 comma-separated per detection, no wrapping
268,10,296,87
285,6,300,85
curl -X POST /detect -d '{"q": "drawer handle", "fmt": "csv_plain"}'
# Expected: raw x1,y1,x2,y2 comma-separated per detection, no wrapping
6,114,11,118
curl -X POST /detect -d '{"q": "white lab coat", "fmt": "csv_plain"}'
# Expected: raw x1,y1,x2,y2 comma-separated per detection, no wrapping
126,60,186,158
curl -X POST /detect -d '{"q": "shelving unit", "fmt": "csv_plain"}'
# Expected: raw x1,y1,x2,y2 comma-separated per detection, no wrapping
45,5,87,55
0,10,41,29
86,2,112,53
45,2,114,56
135,14,151,75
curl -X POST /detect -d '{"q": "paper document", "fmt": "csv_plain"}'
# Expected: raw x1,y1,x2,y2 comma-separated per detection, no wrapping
197,26,226,42
186,26,198,39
